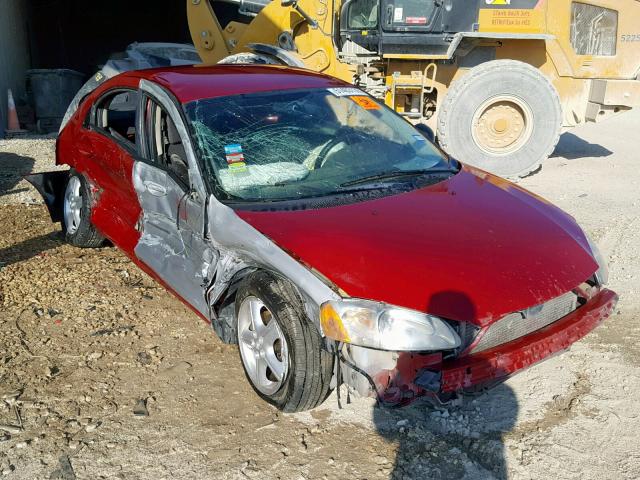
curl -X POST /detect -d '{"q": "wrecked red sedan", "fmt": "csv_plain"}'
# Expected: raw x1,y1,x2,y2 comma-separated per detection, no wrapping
29,66,617,411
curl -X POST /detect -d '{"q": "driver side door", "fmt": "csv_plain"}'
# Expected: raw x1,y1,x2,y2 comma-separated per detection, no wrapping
132,81,217,318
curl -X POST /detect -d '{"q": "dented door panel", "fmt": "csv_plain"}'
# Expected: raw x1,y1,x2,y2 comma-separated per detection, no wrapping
132,156,213,317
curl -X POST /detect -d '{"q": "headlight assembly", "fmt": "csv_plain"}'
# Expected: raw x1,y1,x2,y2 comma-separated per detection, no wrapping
585,232,609,285
320,299,460,351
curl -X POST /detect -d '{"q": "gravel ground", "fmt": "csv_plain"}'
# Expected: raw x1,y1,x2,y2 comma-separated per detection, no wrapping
0,111,639,480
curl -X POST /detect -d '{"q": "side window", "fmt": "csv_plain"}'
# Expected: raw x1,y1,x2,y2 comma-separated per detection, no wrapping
570,2,618,56
143,97,190,189
348,0,379,28
94,90,139,147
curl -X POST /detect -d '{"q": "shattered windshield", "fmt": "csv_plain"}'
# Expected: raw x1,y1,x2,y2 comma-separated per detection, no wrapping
185,87,453,202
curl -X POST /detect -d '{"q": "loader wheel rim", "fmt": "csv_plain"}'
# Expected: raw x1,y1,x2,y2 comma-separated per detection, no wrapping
64,176,83,235
471,95,534,156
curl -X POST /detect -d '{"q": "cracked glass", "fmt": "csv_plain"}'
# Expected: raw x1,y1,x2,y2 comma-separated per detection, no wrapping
185,88,451,202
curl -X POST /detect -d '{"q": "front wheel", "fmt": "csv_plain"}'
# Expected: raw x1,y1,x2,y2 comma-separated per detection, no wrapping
235,271,333,412
62,172,104,248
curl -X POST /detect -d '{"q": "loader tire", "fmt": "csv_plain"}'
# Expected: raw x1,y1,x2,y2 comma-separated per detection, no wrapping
218,52,282,65
437,60,562,178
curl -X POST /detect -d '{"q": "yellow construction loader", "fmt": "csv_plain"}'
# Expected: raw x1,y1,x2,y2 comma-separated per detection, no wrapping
187,0,640,176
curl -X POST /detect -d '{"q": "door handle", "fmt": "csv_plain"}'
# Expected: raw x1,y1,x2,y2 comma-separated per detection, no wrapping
144,181,167,197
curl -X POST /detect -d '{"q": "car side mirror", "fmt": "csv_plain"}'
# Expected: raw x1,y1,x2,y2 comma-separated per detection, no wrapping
414,123,435,143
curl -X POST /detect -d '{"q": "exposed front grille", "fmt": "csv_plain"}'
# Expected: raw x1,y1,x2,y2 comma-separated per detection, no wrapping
571,3,618,56
471,291,578,354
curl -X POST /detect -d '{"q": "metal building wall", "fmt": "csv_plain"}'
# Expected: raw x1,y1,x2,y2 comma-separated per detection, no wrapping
0,0,30,138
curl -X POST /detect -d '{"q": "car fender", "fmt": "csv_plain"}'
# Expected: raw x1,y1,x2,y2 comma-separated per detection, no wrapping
205,197,342,337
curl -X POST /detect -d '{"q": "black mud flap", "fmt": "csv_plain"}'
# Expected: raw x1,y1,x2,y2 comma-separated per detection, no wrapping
25,171,70,223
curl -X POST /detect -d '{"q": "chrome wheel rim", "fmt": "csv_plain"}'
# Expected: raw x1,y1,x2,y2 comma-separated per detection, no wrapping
63,176,83,235
237,296,289,395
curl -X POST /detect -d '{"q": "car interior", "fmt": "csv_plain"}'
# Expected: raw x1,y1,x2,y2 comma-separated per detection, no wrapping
96,90,138,145
149,101,190,188
93,91,191,189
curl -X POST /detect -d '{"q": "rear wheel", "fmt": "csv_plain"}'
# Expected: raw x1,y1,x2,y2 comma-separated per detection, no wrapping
235,271,333,412
62,172,104,248
437,60,562,178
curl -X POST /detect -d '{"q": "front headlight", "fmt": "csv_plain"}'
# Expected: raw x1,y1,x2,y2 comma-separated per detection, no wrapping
585,232,609,285
320,299,460,351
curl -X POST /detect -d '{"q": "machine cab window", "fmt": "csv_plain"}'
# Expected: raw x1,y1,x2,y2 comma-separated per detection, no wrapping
347,0,379,29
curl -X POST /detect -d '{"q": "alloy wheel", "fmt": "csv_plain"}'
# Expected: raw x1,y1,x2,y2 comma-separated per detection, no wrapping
63,176,83,235
237,296,289,395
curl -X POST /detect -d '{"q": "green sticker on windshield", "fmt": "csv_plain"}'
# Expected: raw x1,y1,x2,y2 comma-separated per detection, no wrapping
228,162,247,173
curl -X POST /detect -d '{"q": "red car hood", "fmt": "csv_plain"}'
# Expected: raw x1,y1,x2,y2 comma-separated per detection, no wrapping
237,167,598,327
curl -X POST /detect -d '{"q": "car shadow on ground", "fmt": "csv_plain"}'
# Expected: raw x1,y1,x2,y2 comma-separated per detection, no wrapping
372,384,517,479
551,132,613,160
0,152,36,196
372,290,518,479
0,231,63,268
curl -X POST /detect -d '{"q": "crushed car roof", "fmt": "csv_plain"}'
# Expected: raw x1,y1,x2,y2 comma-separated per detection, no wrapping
120,65,348,103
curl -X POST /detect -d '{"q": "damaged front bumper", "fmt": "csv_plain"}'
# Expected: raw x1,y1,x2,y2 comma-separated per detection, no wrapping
341,288,618,405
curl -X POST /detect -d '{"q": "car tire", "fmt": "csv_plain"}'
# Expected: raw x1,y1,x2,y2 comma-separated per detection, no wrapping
235,271,333,412
437,60,562,178
218,52,281,65
62,171,104,248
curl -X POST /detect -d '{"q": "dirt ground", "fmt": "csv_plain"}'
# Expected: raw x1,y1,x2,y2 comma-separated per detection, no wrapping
1,110,639,480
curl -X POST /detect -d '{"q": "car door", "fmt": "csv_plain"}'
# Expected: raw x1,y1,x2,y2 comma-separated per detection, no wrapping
80,88,143,250
132,80,216,318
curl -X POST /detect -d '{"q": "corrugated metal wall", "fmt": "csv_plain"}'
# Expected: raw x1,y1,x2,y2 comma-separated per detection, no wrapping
0,0,30,138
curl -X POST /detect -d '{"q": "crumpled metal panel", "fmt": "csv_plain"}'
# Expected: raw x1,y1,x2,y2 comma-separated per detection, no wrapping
571,3,618,56
133,161,215,317
471,291,578,354
442,289,617,392
206,198,342,330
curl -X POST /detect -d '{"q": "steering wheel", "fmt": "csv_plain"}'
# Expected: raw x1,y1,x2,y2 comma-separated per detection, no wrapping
313,129,365,170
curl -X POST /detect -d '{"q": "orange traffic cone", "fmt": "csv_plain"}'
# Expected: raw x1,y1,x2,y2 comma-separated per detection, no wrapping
7,89,25,133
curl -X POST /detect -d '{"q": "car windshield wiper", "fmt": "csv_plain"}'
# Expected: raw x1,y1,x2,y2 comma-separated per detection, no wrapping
339,169,452,188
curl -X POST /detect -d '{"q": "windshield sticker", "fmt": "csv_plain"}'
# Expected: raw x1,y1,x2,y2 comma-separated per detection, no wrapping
394,7,403,22
406,16,427,24
228,162,247,173
349,96,381,110
224,144,247,173
224,144,245,164
327,87,364,97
